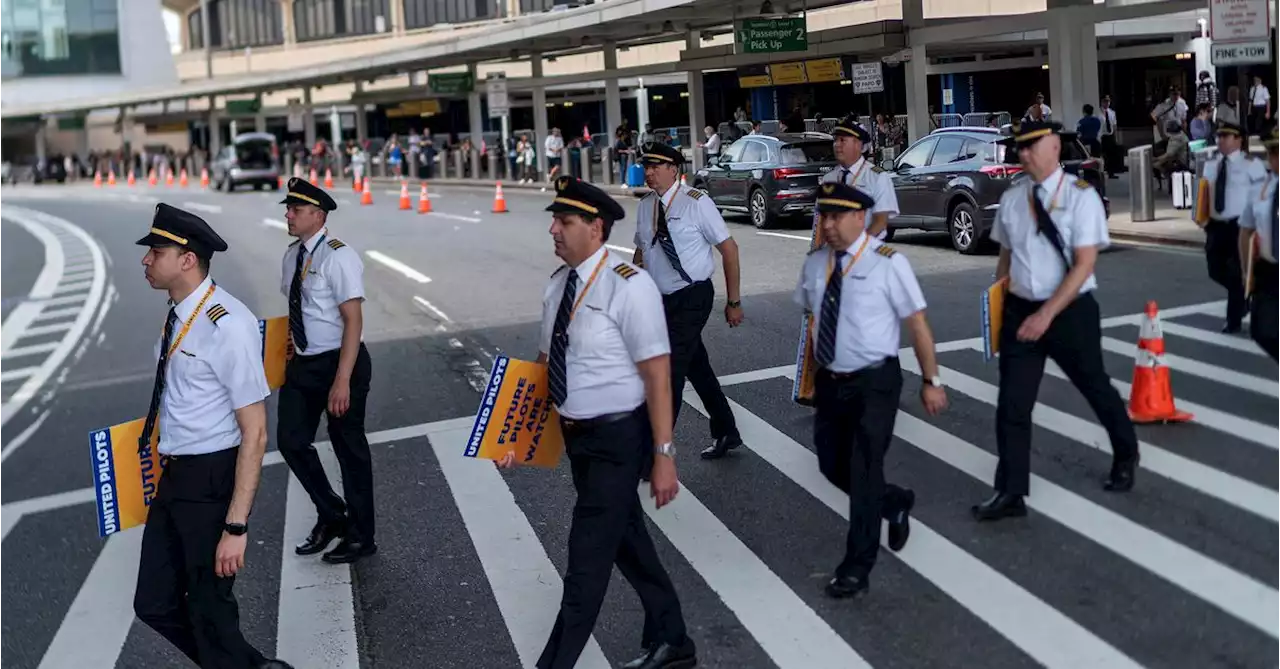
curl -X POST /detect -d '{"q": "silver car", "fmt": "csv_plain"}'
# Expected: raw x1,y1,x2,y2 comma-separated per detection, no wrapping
211,132,280,191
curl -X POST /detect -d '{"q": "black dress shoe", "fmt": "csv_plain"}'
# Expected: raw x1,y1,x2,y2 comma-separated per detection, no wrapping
296,521,345,556
1222,322,1243,334
621,638,697,669
1104,460,1136,492
322,539,377,564
971,492,1027,521
699,435,742,460
887,490,914,552
823,574,869,599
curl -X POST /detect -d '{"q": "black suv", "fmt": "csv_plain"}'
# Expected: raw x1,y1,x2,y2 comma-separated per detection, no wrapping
691,133,838,229
887,127,1109,254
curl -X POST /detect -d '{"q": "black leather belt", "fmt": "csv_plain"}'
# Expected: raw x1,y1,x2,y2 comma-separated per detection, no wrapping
559,410,636,432
162,446,240,464
819,357,895,380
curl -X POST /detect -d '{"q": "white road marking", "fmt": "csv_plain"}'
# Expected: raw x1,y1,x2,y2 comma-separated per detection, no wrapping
605,244,635,255
427,422,611,669
756,231,813,242
53,280,92,294
365,251,431,284
427,212,481,223
35,529,144,669
1099,337,1278,397
2,341,61,359
263,218,289,230
641,481,871,668
277,447,359,668
683,390,1145,669
31,305,82,322
0,409,50,463
37,294,90,309
182,201,223,214
412,296,452,323
0,366,39,382
1152,321,1272,356
1,212,66,353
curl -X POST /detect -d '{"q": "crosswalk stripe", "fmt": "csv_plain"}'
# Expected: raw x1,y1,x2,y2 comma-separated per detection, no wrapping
892,412,1280,640
891,357,1279,523
36,529,142,669
0,366,39,382
1154,321,1272,356
2,340,60,358
683,391,1145,668
639,480,871,669
1100,337,1279,398
427,422,612,669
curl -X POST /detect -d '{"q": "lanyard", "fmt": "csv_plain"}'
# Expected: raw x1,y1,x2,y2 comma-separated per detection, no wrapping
1029,174,1067,214
570,250,609,321
300,233,326,278
652,186,681,237
825,234,872,282
844,159,869,185
166,282,217,359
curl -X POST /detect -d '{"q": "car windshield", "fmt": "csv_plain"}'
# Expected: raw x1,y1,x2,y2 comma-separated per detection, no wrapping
779,142,835,164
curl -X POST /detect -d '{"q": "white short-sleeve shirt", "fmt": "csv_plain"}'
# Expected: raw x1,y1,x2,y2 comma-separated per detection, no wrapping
279,228,366,356
1200,151,1270,222
156,277,271,456
633,182,732,295
990,168,1109,301
539,246,671,420
792,233,927,373
1238,174,1278,264
818,157,899,240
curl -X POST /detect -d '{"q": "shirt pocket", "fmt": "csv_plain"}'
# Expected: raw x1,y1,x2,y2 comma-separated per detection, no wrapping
569,302,616,358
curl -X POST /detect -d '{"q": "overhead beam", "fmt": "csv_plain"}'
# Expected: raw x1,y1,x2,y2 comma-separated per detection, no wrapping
908,0,1203,45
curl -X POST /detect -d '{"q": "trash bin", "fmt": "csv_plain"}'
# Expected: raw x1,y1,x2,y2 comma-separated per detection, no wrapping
627,162,645,187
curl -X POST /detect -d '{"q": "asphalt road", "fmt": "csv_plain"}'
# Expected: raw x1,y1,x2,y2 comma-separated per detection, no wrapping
1,180,1276,669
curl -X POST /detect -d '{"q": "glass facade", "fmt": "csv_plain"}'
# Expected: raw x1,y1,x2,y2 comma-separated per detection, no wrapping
405,0,503,29
188,0,283,50
295,0,390,42
1,0,121,78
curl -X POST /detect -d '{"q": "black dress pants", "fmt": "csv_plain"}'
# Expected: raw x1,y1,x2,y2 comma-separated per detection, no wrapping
813,361,912,581
133,448,266,669
995,293,1139,495
536,406,687,669
1206,218,1248,327
277,344,375,544
1250,261,1279,360
662,280,740,440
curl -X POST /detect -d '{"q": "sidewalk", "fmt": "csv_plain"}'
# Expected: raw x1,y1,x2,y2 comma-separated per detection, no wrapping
1103,177,1203,248
369,175,652,197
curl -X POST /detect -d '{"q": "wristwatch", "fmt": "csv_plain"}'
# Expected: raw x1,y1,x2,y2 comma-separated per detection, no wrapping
925,375,944,388
726,300,742,308
655,442,677,458
224,522,248,536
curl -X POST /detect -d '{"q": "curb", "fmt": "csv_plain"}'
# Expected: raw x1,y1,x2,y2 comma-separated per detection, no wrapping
368,178,653,198
1108,230,1203,249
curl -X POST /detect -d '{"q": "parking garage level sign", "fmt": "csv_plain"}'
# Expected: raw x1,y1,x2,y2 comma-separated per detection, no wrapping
736,17,807,54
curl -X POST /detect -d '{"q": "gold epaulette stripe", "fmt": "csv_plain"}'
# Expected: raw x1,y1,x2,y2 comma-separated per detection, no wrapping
875,245,897,258
327,239,346,250
1074,178,1092,189
613,264,638,280
207,304,229,324
687,189,705,200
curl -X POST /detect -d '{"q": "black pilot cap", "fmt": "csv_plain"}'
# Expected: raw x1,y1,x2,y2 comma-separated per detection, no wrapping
815,181,875,214
638,141,685,167
832,117,871,143
135,203,228,258
546,176,626,222
1012,120,1063,149
279,176,338,211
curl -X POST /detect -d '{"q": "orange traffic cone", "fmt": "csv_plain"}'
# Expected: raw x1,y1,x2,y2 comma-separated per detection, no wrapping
309,168,318,186
492,182,508,213
127,169,136,187
107,170,117,187
1127,301,1194,424
278,174,286,189
179,169,189,187
353,175,361,193
324,168,334,189
165,169,175,187
398,180,412,210
200,167,210,189
417,183,432,213
148,168,157,187
360,177,374,206
680,173,687,185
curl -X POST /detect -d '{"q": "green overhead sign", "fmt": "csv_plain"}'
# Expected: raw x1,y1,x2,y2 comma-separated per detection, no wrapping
429,72,474,95
736,17,808,54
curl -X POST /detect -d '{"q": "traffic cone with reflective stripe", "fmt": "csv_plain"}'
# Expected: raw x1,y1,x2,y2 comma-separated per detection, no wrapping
324,168,334,189
107,170,116,186
200,167,210,189
148,168,158,187
127,169,136,187
399,180,412,210
418,183,432,213
361,176,374,206
1127,301,1194,424
94,169,103,187
492,182,508,213
165,168,174,187
309,167,318,186
179,168,189,188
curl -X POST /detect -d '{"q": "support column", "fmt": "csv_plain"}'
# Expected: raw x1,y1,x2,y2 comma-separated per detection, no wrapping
200,0,213,78
603,41,623,136
390,0,406,34
904,44,929,143
354,82,368,145
901,0,923,28
302,87,316,147
637,77,650,135
35,119,47,166
281,0,296,46
1047,8,1095,128
329,106,343,145
208,96,222,156
1078,21,1099,118
254,94,266,132
687,70,706,169
532,53,549,181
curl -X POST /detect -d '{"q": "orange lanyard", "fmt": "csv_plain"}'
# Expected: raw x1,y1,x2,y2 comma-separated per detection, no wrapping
652,186,681,234
844,159,869,185
825,234,872,282
165,282,217,358
1028,174,1066,214
569,250,609,321
300,233,326,279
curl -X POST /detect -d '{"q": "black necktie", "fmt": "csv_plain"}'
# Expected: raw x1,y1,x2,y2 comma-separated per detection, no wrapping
1105,112,1112,134
840,168,851,183
655,201,693,284
548,270,577,407
289,246,308,351
815,254,843,367
1215,159,1228,216
1034,185,1071,268
139,308,177,454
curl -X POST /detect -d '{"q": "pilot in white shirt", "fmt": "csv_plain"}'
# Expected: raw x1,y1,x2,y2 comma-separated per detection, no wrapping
497,176,696,669
133,203,285,669
1197,122,1270,332
978,121,1139,524
819,117,899,241
633,141,745,459
1237,122,1279,360
275,177,377,566
792,181,946,600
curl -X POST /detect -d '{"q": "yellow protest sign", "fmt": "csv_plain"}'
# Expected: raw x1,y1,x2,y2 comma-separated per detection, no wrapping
464,355,565,468
88,316,293,538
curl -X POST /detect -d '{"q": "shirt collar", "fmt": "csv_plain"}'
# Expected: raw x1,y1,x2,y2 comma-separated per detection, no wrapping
302,227,329,253
1033,167,1066,191
834,231,868,259
572,245,608,276
172,275,214,321
660,181,681,202
840,157,865,174
1224,149,1243,162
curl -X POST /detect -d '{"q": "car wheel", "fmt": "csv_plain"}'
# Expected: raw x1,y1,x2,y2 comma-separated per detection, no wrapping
749,188,771,229
949,201,981,254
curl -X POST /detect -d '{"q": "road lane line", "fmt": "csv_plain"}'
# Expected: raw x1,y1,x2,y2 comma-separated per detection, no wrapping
263,217,288,230
412,296,452,322
182,201,223,214
365,251,431,283
0,409,50,463
892,411,1279,640
756,231,812,241
427,422,611,669
35,529,143,669
682,390,1144,669
640,481,871,668
277,447,359,668
1100,337,1278,397
427,212,481,223
0,211,65,352
1151,321,1271,356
